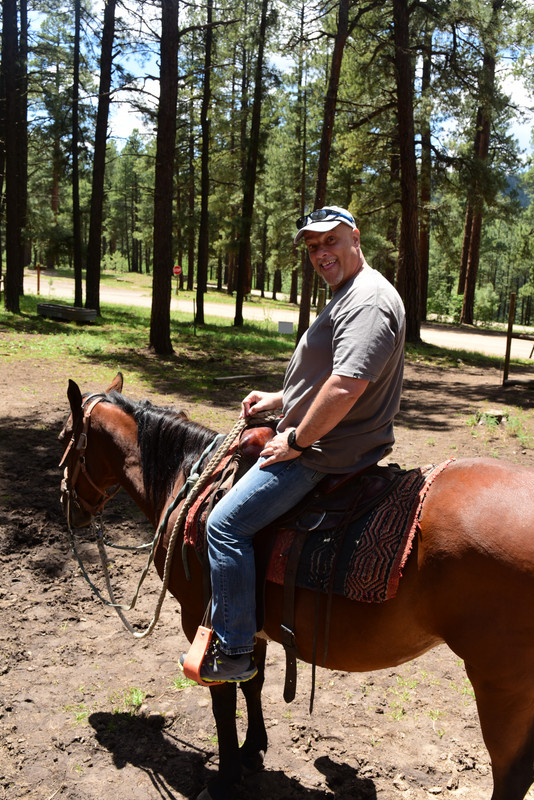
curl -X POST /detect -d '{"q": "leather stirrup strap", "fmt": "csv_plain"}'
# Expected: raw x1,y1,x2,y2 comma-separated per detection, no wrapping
281,528,308,703
309,588,321,714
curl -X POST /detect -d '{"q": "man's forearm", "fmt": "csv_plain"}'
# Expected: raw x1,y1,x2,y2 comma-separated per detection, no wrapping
258,375,369,467
292,374,368,448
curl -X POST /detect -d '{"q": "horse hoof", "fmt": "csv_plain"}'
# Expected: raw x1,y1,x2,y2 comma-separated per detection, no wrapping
241,749,266,775
197,781,238,800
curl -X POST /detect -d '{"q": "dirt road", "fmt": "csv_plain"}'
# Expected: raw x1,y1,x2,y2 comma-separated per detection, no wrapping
24,271,534,361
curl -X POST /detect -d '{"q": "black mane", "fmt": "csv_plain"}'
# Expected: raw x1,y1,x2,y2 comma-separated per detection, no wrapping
105,391,218,503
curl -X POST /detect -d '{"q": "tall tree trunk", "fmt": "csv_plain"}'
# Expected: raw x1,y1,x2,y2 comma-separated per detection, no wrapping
460,104,493,325
461,207,484,324
72,0,83,306
297,0,349,342
258,217,267,297
2,0,21,312
195,0,213,325
294,1,307,311
187,88,195,291
0,53,5,285
419,21,433,322
239,0,250,176
17,0,28,292
234,0,269,326
460,0,502,325
460,116,491,327
289,269,298,304
86,0,117,314
149,0,179,354
385,148,400,285
392,0,420,342
457,202,473,294
175,175,184,289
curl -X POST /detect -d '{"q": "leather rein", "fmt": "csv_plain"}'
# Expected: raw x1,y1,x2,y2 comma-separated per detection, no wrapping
59,393,121,517
59,394,247,639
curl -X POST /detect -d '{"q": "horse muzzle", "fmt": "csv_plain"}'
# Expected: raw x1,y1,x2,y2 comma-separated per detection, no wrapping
60,479,92,528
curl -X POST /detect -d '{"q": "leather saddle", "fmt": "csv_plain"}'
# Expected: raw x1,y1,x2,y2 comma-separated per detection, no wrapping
239,423,401,534
238,425,403,705
184,422,404,704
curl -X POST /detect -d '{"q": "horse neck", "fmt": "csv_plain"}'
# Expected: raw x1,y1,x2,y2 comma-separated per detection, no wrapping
94,406,158,526
95,403,206,530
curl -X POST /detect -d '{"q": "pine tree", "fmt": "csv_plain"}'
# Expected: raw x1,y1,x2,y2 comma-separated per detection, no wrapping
86,0,117,313
150,0,179,355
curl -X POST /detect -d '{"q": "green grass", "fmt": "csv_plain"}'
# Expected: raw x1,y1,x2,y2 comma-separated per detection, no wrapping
3,289,534,412
507,409,534,448
64,702,90,724
406,339,518,370
466,406,534,449
0,293,296,356
173,674,197,690
3,293,530,368
109,686,147,714
0,293,296,403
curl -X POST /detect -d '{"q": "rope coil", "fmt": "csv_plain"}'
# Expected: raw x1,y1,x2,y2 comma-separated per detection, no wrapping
131,416,247,638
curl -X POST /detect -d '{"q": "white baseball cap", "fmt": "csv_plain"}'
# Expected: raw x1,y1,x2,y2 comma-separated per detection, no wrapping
294,206,358,244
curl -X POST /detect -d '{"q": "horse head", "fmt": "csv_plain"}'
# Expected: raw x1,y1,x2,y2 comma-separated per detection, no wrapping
58,372,124,528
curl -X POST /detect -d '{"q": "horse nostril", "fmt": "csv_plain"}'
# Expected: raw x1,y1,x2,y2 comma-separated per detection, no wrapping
61,493,92,528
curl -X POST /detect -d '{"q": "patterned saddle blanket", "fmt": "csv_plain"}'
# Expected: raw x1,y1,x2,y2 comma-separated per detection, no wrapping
182,428,453,605
265,460,452,603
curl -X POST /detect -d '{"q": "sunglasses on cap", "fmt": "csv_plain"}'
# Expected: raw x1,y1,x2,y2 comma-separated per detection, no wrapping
296,208,356,230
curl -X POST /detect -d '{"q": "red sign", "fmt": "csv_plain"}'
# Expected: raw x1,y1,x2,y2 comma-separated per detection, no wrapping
173,264,182,276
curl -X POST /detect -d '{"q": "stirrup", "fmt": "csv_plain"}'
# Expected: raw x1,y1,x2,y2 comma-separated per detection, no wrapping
181,625,224,687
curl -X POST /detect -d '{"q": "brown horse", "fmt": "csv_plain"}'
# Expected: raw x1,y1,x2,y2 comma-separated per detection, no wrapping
59,373,534,800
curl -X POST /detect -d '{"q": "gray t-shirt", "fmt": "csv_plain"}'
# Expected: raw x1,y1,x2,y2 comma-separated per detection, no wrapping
278,265,405,473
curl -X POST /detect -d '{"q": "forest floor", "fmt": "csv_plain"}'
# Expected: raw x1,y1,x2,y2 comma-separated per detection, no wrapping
1,344,534,800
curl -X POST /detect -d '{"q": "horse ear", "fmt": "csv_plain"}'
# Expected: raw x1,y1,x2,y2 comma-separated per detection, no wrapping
106,372,124,393
67,379,83,420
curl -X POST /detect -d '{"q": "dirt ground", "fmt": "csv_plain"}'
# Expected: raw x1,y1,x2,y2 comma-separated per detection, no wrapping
1,348,534,800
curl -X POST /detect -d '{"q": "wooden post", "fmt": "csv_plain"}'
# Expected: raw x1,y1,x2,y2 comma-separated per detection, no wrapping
503,291,516,385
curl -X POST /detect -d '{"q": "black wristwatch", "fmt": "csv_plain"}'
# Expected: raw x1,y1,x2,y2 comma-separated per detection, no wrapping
287,429,308,452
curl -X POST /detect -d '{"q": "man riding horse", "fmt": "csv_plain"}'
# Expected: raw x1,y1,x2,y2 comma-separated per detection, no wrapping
182,205,406,684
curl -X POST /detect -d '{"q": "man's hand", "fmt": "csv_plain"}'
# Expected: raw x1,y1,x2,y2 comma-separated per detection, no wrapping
259,429,301,468
241,389,283,419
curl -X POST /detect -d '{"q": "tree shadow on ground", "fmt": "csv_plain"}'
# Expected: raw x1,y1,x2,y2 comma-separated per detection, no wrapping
398,362,534,433
89,711,211,800
0,413,146,574
82,344,285,411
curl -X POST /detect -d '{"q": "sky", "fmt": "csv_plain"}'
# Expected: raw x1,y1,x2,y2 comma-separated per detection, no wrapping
107,83,534,163
506,75,534,158
106,47,534,162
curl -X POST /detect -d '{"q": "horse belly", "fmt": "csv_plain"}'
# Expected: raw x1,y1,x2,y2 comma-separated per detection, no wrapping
263,546,442,673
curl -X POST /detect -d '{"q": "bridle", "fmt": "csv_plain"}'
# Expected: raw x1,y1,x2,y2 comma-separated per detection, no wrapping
59,393,121,519
59,388,246,639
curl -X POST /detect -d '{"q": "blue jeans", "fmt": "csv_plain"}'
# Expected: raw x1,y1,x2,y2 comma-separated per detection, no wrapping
207,457,326,654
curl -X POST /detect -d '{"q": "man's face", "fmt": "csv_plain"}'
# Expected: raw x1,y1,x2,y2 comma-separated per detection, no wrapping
303,223,361,290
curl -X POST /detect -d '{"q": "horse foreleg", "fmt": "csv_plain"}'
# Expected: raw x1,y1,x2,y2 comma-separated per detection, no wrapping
239,637,268,773
202,682,241,800
466,663,534,800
